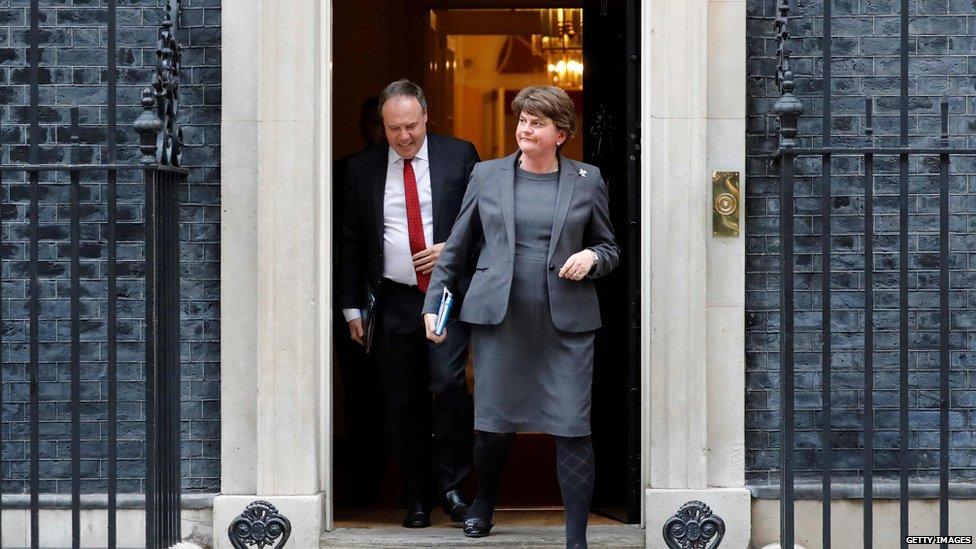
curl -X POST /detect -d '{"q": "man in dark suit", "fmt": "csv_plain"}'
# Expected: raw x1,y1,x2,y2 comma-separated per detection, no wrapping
332,96,387,507
338,80,479,528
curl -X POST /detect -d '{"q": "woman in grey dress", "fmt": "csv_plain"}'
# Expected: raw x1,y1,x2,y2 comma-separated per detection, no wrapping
422,86,619,548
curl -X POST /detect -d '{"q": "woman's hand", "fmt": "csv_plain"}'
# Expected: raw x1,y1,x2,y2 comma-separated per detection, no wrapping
558,249,598,281
424,313,446,343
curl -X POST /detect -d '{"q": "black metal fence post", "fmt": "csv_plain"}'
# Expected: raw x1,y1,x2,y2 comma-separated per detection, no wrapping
107,0,120,545
138,4,186,546
773,1,804,545
27,1,41,546
863,96,875,549
69,106,82,549
938,98,951,549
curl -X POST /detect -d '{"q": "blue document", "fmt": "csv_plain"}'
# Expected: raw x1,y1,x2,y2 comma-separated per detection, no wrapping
434,287,454,336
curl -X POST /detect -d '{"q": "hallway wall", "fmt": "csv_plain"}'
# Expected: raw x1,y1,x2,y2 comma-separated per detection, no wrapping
332,0,425,160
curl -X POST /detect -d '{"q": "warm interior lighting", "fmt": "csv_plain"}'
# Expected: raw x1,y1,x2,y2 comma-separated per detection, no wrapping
533,8,583,90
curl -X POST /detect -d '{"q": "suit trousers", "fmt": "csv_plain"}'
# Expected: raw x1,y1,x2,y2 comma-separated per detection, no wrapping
333,306,388,505
375,279,473,503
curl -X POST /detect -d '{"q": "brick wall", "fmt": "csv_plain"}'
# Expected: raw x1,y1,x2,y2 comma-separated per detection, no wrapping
0,0,220,493
747,0,976,484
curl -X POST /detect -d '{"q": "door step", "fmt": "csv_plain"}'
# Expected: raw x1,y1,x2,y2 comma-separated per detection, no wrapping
320,525,645,547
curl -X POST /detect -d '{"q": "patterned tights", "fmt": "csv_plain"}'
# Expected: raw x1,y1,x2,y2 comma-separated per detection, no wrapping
468,431,594,549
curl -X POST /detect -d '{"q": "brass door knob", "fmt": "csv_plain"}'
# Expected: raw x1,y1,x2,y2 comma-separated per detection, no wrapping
715,192,737,216
712,172,740,237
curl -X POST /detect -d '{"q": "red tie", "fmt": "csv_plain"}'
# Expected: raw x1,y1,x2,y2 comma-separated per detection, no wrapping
402,158,430,292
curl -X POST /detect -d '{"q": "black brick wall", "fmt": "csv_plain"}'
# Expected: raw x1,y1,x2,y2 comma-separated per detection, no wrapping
747,0,976,484
0,0,220,493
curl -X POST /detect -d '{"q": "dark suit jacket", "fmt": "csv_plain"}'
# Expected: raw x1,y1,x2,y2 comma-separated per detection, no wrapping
423,152,620,333
338,134,480,310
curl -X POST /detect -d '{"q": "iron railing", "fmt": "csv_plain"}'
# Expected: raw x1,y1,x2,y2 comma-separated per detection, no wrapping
774,0,976,548
144,164,184,549
0,0,185,547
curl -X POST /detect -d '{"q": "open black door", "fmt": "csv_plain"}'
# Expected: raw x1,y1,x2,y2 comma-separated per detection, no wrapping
584,0,641,524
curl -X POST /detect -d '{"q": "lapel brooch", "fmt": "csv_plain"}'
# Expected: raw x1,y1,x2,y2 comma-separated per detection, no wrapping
579,168,587,178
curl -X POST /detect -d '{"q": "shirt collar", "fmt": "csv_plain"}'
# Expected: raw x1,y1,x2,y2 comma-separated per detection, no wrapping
388,136,429,165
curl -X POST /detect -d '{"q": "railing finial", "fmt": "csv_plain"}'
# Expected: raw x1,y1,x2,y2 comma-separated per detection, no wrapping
773,0,804,153
132,3,183,167
134,87,162,165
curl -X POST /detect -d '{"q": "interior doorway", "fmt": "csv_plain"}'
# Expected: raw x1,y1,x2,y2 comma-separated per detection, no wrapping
331,0,640,525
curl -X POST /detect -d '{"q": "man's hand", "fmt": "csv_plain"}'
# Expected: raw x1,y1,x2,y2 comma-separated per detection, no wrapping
558,250,597,281
413,242,445,274
348,317,365,346
424,313,446,343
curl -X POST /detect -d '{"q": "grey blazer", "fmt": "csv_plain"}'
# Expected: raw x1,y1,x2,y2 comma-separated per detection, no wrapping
423,152,619,333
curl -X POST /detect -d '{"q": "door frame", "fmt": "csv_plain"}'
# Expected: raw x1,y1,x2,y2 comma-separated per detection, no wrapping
219,0,749,540
322,0,646,529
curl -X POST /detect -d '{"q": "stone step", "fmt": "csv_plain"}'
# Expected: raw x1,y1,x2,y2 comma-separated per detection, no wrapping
320,524,645,548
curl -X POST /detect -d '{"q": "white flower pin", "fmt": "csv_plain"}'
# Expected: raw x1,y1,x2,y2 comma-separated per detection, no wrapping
579,168,588,178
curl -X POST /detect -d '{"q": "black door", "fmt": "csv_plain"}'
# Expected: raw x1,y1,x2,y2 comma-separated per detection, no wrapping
583,0,641,524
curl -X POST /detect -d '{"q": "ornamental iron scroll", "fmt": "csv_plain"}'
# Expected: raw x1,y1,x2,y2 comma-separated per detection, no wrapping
133,6,183,166
772,0,804,153
228,500,292,549
662,500,726,549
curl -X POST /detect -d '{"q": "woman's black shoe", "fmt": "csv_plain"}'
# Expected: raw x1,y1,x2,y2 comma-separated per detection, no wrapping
462,517,494,538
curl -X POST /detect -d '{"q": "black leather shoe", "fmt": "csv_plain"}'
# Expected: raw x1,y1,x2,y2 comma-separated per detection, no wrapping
462,517,494,538
441,489,470,523
402,500,431,528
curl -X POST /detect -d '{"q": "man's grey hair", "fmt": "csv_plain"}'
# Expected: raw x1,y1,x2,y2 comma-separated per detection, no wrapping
379,79,428,113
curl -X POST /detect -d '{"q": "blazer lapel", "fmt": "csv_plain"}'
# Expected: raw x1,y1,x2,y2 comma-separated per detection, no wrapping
547,155,578,261
427,136,446,238
499,152,519,256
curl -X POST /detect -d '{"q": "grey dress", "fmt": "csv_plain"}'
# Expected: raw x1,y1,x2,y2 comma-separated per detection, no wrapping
471,167,594,437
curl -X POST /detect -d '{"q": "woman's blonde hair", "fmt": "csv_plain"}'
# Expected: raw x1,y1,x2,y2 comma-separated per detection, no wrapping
511,85,576,141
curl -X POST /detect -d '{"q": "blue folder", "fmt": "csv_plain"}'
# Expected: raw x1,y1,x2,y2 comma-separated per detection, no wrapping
434,287,454,336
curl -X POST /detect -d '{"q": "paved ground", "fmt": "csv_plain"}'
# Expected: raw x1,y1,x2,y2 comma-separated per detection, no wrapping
320,524,645,547
322,509,645,547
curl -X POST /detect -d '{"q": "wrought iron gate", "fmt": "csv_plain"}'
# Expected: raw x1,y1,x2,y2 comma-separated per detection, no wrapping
774,0,976,547
0,1,185,547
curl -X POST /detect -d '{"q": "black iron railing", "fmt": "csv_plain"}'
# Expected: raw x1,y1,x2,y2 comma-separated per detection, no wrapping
773,1,975,548
144,164,184,549
0,1,185,547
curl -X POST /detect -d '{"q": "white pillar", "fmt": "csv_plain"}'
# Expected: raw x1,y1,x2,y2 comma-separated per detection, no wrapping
704,0,748,491
218,0,259,499
641,0,750,545
215,0,331,546
645,0,710,491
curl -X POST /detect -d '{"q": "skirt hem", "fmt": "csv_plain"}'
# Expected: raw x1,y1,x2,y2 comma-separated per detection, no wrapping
474,419,591,438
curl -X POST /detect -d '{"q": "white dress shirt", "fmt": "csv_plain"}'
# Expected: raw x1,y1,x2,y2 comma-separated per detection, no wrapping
343,138,434,322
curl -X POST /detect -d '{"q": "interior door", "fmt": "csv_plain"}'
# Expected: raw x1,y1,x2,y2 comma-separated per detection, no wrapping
583,0,641,524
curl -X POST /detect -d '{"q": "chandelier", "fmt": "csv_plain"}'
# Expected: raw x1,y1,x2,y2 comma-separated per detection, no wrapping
532,8,583,90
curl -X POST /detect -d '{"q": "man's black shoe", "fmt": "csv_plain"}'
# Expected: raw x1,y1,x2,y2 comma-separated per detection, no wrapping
402,500,431,528
441,489,470,523
462,517,494,538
